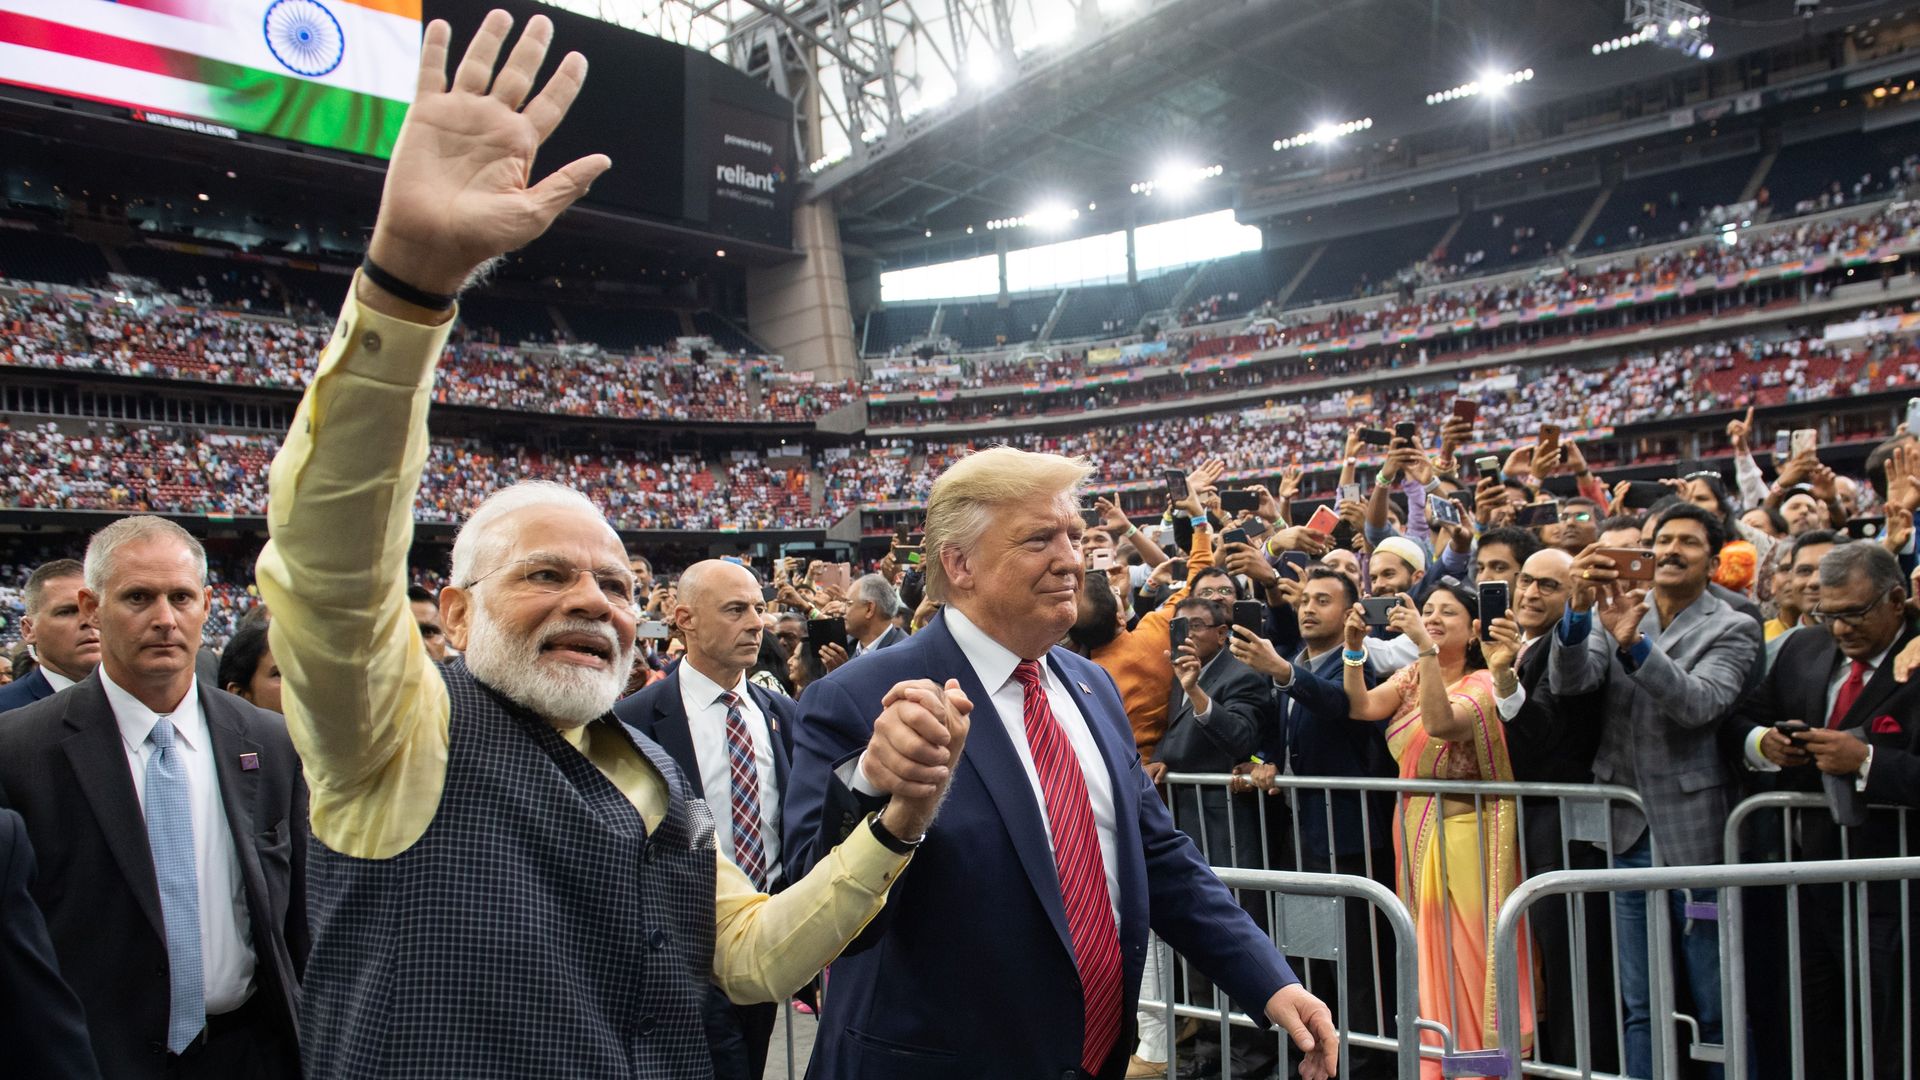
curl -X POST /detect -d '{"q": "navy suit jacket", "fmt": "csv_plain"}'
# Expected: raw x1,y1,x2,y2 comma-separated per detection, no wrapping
0,807,100,1078
0,667,55,715
1271,651,1396,862
784,611,1296,1080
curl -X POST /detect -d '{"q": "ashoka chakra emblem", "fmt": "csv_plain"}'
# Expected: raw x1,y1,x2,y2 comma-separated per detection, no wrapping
263,0,345,77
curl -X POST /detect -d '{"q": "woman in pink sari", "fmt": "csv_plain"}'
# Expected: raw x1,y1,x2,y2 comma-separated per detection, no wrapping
1340,581,1535,1078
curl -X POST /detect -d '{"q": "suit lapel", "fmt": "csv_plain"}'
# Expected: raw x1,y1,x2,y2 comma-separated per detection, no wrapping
649,671,705,799
745,683,792,797
28,668,53,701
58,677,165,939
204,689,271,932
925,617,1077,957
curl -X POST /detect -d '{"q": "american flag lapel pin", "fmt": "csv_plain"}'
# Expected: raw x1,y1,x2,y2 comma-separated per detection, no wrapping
239,752,260,772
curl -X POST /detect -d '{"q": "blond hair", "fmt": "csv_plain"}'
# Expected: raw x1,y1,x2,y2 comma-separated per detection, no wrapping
922,446,1091,601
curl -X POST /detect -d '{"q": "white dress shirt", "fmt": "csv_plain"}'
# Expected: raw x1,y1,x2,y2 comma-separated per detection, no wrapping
102,671,256,1015
1743,639,1892,789
678,661,784,885
942,607,1123,918
39,663,77,693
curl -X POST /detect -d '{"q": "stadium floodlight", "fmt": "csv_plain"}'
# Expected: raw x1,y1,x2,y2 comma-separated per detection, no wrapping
1597,0,1713,61
1132,162,1225,195
1425,69,1531,105
965,50,1002,88
1026,202,1080,231
1272,119,1370,151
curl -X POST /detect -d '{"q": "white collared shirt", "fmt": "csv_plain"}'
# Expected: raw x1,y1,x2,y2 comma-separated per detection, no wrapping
102,670,255,1015
39,664,77,693
943,607,1122,919
1743,638,1895,785
677,661,784,886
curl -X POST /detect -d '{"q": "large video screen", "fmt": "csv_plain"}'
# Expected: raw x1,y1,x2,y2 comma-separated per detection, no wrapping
0,0,420,158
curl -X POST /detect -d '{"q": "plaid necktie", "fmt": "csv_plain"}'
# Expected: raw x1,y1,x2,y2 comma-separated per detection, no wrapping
718,691,771,889
145,718,205,1053
1012,660,1121,1074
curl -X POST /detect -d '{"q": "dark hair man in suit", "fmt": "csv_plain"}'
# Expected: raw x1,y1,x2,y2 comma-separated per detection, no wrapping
615,559,800,1080
784,446,1337,1080
0,515,309,1077
0,558,99,713
1735,541,1918,1078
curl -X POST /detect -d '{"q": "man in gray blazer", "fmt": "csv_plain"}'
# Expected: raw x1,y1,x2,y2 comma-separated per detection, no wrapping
1551,502,1761,1080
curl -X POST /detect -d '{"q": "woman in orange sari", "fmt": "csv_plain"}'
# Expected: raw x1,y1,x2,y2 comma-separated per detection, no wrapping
1340,581,1534,1078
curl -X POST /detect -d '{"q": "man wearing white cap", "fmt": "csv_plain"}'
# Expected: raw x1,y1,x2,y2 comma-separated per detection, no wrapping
1369,536,1428,600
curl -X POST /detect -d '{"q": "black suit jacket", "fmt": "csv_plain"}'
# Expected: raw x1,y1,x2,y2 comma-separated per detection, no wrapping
0,807,100,1079
1156,650,1272,773
1505,636,1606,871
0,675,308,1078
0,667,55,714
1728,624,1920,857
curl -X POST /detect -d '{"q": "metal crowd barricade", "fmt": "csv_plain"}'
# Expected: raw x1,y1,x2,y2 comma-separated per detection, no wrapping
1719,792,1917,1080
1161,772,1653,1080
1133,867,1426,1080
1491,857,1920,1080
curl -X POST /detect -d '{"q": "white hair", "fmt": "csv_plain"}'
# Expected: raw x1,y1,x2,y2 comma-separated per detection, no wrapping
451,481,607,586
84,515,207,594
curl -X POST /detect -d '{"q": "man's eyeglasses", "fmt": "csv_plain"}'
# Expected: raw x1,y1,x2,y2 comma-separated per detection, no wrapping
1809,592,1896,628
463,555,638,609
418,622,444,639
1561,511,1594,523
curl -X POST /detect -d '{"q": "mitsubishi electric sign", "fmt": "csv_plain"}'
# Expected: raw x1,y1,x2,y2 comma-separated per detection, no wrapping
702,101,794,247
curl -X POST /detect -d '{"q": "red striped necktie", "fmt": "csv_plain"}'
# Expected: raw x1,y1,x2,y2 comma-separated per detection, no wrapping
717,691,770,890
1012,659,1121,1075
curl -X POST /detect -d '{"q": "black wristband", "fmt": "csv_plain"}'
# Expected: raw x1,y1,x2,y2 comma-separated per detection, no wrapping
360,255,457,311
868,813,923,855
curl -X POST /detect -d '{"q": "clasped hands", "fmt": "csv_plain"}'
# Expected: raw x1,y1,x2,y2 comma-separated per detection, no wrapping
857,679,973,840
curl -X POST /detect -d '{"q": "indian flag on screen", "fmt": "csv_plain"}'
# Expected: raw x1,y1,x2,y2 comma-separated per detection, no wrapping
0,0,418,157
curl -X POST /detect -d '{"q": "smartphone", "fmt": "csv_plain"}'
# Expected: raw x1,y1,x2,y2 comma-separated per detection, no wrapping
1595,546,1656,581
1081,506,1104,527
1169,557,1189,583
1394,421,1418,441
1539,422,1562,458
893,543,924,565
1279,552,1311,579
1164,469,1189,501
1337,482,1362,504
637,620,673,640
1452,398,1480,422
1477,582,1509,640
1357,427,1393,447
1428,498,1464,527
1220,527,1250,548
806,616,849,657
1774,719,1811,743
1233,600,1266,634
1169,615,1191,652
1622,481,1669,510
1772,430,1792,460
1791,429,1818,457
1240,517,1273,542
1475,455,1502,475
1360,596,1403,626
1844,516,1887,541
1219,489,1261,514
1088,548,1116,572
1306,505,1341,534
1516,502,1560,528
760,584,778,603
815,562,853,591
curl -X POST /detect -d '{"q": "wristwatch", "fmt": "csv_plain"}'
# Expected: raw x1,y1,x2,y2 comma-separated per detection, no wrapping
869,814,924,855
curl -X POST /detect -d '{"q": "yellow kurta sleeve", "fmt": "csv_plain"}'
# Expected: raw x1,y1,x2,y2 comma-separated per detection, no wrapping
563,724,910,1004
256,279,456,859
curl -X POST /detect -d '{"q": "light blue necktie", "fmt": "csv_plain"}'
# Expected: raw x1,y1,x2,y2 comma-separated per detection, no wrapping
145,718,205,1053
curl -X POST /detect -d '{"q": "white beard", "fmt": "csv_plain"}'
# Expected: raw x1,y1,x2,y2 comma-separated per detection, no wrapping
463,609,634,729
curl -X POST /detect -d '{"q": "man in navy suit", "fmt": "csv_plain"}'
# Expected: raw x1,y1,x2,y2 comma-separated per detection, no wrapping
615,559,798,1080
0,806,101,1077
0,559,100,715
785,446,1338,1080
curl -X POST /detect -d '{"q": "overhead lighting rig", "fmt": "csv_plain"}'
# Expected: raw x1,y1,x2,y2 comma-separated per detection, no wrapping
1593,0,1714,59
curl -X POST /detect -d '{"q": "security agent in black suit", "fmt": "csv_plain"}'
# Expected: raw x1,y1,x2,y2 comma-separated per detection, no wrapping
0,518,307,1079
614,559,797,1080
0,558,100,714
1729,543,1920,1080
0,805,101,1078
1490,548,1617,1074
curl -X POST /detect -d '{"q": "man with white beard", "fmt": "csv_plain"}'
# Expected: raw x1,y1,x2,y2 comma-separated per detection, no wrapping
254,13,970,1078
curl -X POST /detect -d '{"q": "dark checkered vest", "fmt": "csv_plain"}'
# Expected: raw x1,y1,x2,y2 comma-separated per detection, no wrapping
300,659,719,1078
